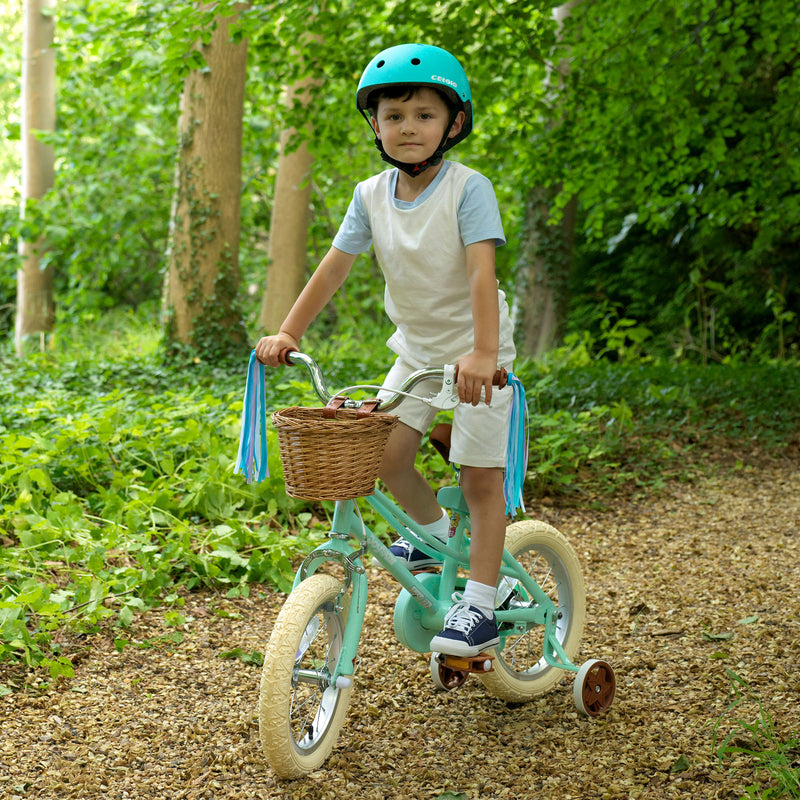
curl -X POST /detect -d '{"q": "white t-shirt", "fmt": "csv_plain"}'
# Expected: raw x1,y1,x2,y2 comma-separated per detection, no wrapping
333,161,516,368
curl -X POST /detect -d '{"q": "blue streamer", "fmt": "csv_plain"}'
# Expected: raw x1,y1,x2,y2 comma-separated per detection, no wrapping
504,373,529,517
235,350,269,484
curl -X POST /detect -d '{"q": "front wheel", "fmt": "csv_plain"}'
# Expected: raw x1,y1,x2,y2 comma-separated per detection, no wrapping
480,519,586,703
259,573,353,779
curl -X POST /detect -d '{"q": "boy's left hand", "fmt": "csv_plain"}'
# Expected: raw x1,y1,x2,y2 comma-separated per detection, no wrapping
456,351,497,406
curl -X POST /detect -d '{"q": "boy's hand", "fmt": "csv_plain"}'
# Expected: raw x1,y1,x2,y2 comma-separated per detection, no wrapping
255,332,299,367
456,350,497,406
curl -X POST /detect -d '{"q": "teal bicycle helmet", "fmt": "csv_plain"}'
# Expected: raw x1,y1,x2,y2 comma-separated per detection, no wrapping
356,43,473,176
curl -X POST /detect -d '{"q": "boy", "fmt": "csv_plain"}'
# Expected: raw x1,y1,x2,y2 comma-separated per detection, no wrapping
256,44,517,658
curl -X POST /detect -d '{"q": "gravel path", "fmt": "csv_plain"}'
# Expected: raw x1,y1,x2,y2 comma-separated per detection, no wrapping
2,459,799,799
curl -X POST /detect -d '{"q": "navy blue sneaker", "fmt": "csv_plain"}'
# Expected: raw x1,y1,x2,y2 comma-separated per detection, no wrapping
372,536,442,571
430,596,500,657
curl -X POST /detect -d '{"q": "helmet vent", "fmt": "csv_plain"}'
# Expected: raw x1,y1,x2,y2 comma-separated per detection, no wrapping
411,58,421,65
376,60,385,68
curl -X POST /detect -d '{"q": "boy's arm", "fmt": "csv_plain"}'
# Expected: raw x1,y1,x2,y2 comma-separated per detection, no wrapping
255,246,357,366
458,239,500,406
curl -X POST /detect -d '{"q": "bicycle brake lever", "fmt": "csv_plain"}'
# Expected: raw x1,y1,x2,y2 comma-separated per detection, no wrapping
428,364,460,410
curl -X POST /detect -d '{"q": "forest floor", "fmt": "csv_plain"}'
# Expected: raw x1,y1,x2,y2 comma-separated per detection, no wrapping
2,452,799,800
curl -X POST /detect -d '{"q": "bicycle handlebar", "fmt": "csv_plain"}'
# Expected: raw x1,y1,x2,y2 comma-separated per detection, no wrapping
279,350,507,413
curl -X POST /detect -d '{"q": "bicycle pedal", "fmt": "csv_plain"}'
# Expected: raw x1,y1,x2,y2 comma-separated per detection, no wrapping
438,652,494,674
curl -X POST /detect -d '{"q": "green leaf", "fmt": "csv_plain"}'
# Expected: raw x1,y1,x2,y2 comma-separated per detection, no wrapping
217,648,263,666
118,605,135,628
670,754,691,773
702,630,734,641
42,656,75,681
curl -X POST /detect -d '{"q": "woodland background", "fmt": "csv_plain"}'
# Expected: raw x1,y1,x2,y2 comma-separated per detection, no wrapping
2,0,798,362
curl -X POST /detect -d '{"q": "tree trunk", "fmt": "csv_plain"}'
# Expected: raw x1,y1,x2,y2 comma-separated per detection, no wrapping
165,5,249,357
15,0,55,357
513,1,580,359
513,190,577,358
259,81,315,333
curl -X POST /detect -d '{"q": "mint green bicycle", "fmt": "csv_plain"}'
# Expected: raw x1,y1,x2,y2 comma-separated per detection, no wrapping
256,352,615,779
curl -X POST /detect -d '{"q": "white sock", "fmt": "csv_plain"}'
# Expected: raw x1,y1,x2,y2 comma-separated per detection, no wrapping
419,509,449,542
462,580,496,619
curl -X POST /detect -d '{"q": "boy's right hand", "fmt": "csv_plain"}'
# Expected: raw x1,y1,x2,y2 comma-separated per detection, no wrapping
254,332,299,367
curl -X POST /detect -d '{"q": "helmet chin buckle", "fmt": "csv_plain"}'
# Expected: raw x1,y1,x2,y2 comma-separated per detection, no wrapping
377,143,444,177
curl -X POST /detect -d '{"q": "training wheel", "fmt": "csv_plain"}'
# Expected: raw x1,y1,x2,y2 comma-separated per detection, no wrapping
573,659,616,717
429,652,469,691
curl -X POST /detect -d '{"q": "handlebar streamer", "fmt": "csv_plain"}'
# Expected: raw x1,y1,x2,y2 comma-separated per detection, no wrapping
235,350,269,484
504,373,529,518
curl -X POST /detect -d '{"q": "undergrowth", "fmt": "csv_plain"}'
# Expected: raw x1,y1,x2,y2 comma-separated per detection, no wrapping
714,671,800,799
1,319,799,688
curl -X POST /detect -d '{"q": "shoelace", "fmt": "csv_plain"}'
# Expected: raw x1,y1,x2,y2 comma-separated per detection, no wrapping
392,538,413,556
444,600,483,634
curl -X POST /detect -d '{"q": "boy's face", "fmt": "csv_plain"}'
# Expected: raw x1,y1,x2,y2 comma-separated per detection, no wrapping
371,87,465,167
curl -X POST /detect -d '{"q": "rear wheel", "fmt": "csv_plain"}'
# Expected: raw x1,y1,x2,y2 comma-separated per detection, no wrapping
480,519,585,703
259,573,352,779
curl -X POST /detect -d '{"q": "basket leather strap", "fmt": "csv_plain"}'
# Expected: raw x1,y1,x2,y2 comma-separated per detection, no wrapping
323,396,347,418
356,399,381,418
323,396,382,419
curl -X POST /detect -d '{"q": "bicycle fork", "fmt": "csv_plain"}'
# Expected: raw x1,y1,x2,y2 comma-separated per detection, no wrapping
290,500,371,690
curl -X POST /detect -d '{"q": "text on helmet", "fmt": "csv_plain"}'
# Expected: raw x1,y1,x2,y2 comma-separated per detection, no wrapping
431,74,457,89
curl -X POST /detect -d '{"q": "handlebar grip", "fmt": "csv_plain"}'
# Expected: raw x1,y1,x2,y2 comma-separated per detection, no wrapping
278,347,299,366
492,367,509,388
454,365,509,388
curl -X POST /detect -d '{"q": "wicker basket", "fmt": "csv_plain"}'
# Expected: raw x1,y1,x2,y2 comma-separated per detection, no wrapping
271,406,398,501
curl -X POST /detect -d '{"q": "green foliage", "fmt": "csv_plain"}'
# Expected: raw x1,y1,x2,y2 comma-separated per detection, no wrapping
714,670,800,799
3,312,800,682
0,325,330,676
557,0,800,361
4,0,797,363
516,342,800,499
0,3,21,200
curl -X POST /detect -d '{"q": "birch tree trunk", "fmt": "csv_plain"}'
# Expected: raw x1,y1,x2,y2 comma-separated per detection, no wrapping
259,80,315,333
15,0,55,357
165,5,249,356
513,1,580,359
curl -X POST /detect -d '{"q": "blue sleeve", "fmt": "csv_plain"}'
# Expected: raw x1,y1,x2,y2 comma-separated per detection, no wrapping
332,185,372,255
458,173,506,247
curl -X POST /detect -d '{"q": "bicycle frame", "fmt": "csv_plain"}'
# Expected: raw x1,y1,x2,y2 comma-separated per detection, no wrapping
294,487,579,687
279,350,579,688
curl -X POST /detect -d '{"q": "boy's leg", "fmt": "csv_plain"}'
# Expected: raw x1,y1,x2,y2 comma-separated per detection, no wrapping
460,465,506,587
374,422,449,570
379,422,442,525
430,467,507,658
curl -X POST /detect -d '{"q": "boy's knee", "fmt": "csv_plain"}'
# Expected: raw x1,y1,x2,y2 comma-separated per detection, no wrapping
461,466,504,501
379,431,418,482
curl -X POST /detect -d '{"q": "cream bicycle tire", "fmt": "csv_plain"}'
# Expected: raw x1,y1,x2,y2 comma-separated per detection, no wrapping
259,573,352,779
480,519,586,703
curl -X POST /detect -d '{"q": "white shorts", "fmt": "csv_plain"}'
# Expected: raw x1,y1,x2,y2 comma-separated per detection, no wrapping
377,356,513,469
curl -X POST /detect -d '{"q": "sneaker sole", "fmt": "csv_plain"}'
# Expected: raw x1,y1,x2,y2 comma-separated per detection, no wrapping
429,635,500,658
371,555,442,570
